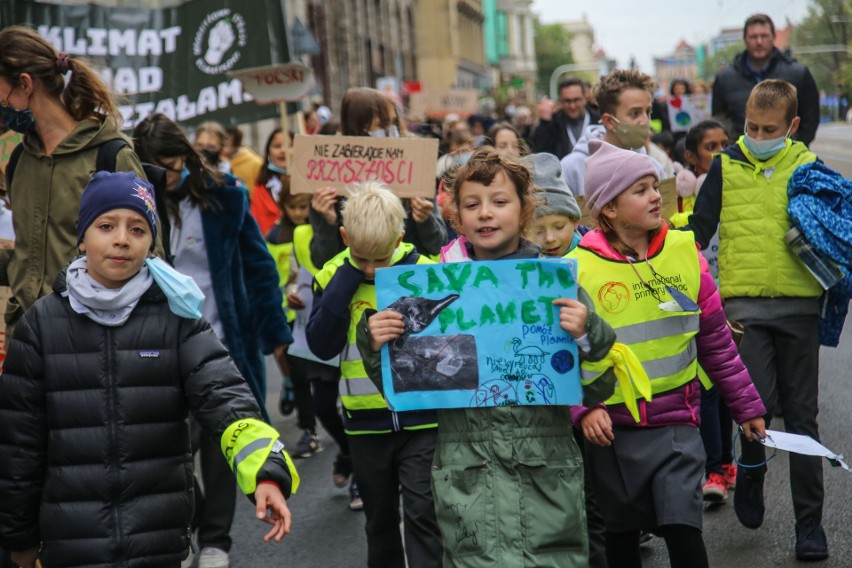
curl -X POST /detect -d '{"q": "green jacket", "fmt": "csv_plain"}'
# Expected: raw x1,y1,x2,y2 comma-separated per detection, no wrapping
1,118,145,326
356,268,616,567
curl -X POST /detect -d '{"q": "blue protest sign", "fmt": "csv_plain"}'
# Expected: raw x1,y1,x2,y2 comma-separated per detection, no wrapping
375,258,581,411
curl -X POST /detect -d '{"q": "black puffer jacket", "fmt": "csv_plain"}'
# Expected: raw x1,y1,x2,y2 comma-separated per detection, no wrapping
0,275,282,567
712,48,820,146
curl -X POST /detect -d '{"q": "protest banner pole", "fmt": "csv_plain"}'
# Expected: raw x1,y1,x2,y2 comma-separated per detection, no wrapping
278,101,291,166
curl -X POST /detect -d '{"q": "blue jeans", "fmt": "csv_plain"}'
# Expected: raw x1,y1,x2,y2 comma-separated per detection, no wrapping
699,383,733,476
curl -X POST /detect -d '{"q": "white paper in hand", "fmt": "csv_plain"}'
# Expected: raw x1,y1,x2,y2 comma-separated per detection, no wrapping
760,430,849,471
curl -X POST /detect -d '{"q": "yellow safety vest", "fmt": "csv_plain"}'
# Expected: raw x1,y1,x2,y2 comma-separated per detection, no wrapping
568,230,703,405
314,244,434,415
293,225,320,276
266,236,296,323
718,139,820,299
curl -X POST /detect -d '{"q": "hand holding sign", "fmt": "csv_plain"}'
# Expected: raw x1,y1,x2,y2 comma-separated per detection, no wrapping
410,197,434,223
367,310,405,352
311,187,340,225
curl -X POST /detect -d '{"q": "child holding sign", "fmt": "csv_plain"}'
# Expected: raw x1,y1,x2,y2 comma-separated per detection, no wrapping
305,182,442,568
363,147,618,567
568,140,766,568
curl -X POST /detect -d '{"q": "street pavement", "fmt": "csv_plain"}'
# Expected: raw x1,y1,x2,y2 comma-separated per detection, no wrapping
218,123,852,567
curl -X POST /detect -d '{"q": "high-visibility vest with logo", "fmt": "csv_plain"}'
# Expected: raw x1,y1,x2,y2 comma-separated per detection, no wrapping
568,230,702,404
313,243,434,415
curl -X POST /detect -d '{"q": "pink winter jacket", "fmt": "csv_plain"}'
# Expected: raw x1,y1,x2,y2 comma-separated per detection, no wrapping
570,226,766,428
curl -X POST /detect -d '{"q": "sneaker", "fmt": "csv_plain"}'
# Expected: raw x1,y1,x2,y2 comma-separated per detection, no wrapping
197,547,229,568
703,472,728,502
293,429,322,458
795,517,829,561
332,453,353,488
278,379,295,416
349,481,364,511
733,468,765,529
722,463,737,489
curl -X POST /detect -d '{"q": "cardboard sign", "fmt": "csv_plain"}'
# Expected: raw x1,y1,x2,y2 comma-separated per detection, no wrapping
407,90,479,119
375,258,582,411
290,134,439,197
227,63,313,103
668,94,713,133
659,177,679,220
576,178,678,228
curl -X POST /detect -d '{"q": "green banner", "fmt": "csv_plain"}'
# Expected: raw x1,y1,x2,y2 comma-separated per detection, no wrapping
3,0,291,127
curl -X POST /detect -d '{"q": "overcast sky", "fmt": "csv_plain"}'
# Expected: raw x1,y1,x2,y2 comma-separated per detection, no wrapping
532,0,814,72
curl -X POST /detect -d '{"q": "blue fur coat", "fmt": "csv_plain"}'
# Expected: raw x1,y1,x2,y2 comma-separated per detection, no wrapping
200,176,292,416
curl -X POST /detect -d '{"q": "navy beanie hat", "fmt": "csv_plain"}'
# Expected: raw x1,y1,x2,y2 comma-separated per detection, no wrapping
77,171,158,246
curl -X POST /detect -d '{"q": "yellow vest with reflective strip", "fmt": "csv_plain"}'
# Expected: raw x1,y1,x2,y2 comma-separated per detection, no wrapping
293,224,320,276
314,243,433,412
266,238,296,323
568,230,702,404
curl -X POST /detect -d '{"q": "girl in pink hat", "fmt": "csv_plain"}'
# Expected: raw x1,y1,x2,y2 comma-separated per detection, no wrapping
567,139,766,568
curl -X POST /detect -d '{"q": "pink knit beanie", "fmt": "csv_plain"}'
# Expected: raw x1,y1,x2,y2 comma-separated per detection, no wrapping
584,140,659,217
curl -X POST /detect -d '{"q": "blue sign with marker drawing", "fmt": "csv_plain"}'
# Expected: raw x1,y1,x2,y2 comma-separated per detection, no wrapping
375,258,581,411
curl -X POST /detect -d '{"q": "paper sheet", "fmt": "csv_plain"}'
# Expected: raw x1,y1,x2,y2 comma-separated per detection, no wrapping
760,430,849,471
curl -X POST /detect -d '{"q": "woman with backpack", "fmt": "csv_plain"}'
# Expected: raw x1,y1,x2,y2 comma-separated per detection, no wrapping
0,26,146,335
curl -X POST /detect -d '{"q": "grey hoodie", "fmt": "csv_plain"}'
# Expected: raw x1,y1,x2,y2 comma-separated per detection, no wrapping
559,124,665,197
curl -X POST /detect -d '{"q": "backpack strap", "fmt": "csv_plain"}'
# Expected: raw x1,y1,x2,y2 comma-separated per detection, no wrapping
5,143,25,189
96,138,128,172
143,163,172,262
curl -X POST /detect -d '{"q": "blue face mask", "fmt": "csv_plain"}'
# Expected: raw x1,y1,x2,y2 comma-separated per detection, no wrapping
742,124,792,161
268,159,288,175
0,105,35,134
179,167,190,186
145,256,205,319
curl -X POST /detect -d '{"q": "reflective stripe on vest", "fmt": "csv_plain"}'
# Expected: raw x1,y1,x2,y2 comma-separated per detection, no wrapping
314,243,433,413
568,230,703,405
611,313,699,345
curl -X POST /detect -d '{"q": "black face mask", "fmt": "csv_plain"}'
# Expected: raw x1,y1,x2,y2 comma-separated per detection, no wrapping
0,105,35,134
201,148,221,165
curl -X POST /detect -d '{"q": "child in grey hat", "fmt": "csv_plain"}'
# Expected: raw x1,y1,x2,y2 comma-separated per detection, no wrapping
524,152,583,257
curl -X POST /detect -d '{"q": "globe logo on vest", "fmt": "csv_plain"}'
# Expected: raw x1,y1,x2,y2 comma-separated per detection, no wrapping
598,282,630,314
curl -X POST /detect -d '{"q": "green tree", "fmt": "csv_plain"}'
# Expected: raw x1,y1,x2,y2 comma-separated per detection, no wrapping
792,0,851,117
702,43,743,83
534,20,573,96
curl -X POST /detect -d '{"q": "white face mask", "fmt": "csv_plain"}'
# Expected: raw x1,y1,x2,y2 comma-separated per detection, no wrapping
367,124,400,138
